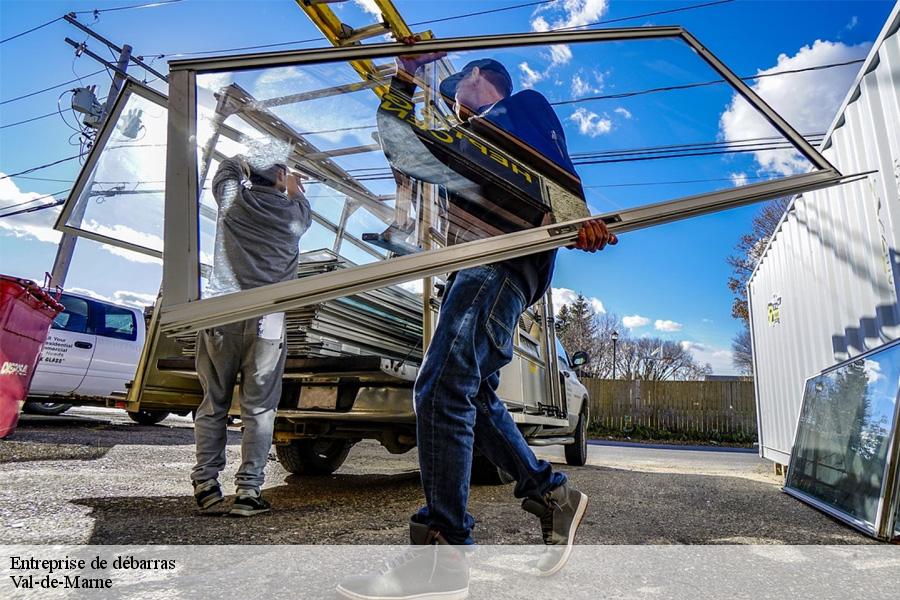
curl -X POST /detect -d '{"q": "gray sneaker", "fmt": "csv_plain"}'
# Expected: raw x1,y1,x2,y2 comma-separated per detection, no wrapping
336,522,470,600
192,479,224,511
521,482,589,576
229,488,271,517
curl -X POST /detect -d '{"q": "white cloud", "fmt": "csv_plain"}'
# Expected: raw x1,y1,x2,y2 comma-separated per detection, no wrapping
353,0,381,17
680,341,706,352
549,44,573,67
681,340,736,374
571,75,590,98
254,66,308,89
719,39,870,176
197,72,233,94
533,0,609,30
519,62,544,88
84,220,164,264
845,16,859,31
67,287,156,308
613,107,632,120
863,359,885,384
0,176,63,244
730,172,748,186
569,107,612,137
99,243,163,265
655,319,683,332
552,287,605,314
623,315,650,329
531,15,550,32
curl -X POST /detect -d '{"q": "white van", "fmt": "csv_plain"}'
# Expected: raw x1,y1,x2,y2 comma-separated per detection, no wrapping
25,292,150,421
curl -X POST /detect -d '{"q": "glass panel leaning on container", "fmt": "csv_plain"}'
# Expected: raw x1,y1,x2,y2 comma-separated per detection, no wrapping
785,338,900,540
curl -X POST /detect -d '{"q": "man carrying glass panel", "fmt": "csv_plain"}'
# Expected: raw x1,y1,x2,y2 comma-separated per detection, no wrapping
191,147,311,517
339,48,617,598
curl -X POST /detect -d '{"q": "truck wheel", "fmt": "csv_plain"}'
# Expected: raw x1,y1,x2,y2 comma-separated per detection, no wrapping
470,454,514,486
127,410,170,425
564,411,588,467
23,402,72,416
276,439,353,476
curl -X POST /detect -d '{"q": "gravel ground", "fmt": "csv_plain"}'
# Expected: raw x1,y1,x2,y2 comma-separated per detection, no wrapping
0,407,876,545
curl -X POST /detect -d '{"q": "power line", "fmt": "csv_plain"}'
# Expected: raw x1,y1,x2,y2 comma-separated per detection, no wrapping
573,143,809,166
571,133,825,159
552,58,866,106
0,1,186,46
0,189,70,214
0,70,106,106
554,0,736,31
0,197,68,219
0,111,58,129
409,1,554,27
148,0,728,61
295,51,855,135
73,0,186,14
586,174,772,188
0,154,86,181
0,16,63,45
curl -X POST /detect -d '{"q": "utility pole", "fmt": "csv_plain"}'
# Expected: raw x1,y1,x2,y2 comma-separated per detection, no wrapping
49,43,131,287
49,13,169,288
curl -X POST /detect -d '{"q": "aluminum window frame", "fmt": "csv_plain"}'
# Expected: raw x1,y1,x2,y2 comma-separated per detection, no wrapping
783,336,900,540
160,26,843,330
54,79,169,258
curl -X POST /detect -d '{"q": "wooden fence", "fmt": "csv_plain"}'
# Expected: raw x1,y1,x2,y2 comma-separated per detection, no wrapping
582,379,757,438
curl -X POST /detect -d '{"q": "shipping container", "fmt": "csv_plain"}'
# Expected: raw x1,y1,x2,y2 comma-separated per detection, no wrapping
748,4,900,464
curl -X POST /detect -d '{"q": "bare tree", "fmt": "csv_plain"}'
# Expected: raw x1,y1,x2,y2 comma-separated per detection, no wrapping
727,196,790,323
726,196,790,375
614,336,712,381
731,325,753,375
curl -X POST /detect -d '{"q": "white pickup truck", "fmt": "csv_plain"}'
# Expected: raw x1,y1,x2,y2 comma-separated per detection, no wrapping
24,292,164,423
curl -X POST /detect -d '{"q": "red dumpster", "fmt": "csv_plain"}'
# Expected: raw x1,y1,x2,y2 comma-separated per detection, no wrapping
0,276,63,438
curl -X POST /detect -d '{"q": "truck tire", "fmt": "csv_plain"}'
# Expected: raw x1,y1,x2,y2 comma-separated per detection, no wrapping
564,411,588,467
127,409,170,425
23,401,72,416
470,453,514,485
276,439,353,476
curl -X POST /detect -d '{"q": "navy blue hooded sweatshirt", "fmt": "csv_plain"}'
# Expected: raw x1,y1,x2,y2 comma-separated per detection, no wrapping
384,78,583,306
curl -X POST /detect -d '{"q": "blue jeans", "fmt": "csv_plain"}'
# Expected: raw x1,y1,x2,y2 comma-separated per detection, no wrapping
412,263,566,544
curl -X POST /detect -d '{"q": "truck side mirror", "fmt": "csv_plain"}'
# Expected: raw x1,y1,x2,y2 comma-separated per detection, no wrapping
571,351,589,367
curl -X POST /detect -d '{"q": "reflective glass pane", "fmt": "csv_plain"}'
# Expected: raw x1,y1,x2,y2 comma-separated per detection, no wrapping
64,88,167,253
786,342,900,530
190,35,816,303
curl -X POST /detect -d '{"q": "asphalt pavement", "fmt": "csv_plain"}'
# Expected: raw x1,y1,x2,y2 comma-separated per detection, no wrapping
0,407,876,545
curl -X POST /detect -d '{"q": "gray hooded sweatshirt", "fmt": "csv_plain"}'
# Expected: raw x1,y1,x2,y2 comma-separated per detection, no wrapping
205,156,312,297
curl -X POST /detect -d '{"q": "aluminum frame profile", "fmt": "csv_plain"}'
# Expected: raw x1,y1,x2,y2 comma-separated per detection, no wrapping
160,26,842,329
161,170,850,335
783,336,900,540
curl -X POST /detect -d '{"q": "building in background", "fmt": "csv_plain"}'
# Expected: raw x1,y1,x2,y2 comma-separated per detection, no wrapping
749,4,900,465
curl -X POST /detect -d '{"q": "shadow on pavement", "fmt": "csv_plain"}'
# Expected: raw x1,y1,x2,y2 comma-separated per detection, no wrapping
1,415,239,463
68,466,876,545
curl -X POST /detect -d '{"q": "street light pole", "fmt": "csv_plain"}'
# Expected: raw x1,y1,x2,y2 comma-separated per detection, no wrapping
611,330,619,380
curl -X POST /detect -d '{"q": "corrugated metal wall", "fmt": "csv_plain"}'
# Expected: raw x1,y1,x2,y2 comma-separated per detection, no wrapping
748,5,900,464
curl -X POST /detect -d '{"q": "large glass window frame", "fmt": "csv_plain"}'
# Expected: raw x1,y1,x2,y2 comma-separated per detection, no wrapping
784,337,900,541
53,81,170,258
53,79,388,267
159,27,846,335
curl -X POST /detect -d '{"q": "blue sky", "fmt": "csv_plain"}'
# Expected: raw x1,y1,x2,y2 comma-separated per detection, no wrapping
0,0,895,373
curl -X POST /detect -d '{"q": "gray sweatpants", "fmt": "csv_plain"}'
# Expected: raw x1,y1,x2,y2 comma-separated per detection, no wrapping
191,315,287,491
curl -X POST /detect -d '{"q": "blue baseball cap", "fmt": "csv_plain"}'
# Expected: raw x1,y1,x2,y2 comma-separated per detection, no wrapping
439,58,513,107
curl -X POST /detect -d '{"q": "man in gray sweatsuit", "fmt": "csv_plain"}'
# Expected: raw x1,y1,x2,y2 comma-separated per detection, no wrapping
191,151,311,516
